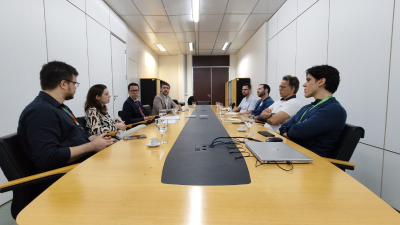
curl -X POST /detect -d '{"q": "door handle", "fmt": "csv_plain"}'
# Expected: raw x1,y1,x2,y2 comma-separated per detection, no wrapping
114,95,118,101
208,94,210,98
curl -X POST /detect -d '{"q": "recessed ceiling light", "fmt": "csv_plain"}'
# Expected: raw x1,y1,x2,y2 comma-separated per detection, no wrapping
189,42,196,51
192,0,199,22
156,44,166,51
222,42,231,50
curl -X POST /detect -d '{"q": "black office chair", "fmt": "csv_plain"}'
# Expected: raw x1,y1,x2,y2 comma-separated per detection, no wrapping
0,133,76,219
325,123,365,171
143,105,151,115
173,99,179,105
197,101,210,105
118,111,123,118
188,96,194,105
231,102,235,108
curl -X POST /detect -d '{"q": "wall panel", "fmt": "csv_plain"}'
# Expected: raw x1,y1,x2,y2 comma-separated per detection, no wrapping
277,0,297,32
267,36,278,100
381,151,400,209
86,0,110,29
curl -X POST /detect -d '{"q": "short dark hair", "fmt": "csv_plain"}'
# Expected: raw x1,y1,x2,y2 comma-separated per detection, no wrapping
85,84,108,115
282,75,300,94
161,82,170,88
259,84,270,94
40,61,79,90
305,65,340,94
242,83,251,89
128,82,139,91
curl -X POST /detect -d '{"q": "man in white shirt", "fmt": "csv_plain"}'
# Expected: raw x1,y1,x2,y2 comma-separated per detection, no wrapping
260,75,302,131
232,83,257,115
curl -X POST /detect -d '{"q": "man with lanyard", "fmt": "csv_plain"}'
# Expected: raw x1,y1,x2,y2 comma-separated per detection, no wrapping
251,84,274,120
232,83,257,115
259,75,302,131
18,61,114,173
151,82,181,115
279,65,347,157
122,82,152,124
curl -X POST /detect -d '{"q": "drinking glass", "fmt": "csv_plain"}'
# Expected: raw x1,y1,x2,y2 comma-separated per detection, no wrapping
243,114,255,137
155,118,168,144
215,102,220,113
227,106,232,119
173,105,179,115
192,102,196,109
159,109,167,118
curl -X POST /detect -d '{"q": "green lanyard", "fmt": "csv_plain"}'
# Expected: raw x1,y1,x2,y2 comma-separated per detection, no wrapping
298,96,332,123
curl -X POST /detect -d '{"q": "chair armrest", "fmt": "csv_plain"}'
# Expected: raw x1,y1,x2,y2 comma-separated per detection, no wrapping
0,163,79,193
323,157,355,170
126,120,148,128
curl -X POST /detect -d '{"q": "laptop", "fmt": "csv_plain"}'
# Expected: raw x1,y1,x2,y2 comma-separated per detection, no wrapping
244,142,313,164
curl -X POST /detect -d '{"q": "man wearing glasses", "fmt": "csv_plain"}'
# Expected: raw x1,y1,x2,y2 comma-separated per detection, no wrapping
121,82,152,124
232,83,257,115
18,61,114,174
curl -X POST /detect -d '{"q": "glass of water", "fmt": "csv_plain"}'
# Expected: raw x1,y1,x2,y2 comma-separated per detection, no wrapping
155,118,168,144
215,102,220,113
192,102,196,109
159,109,167,118
173,105,179,115
244,114,255,137
227,106,232,119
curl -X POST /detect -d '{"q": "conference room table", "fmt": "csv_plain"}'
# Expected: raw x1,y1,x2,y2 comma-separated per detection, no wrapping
17,106,400,224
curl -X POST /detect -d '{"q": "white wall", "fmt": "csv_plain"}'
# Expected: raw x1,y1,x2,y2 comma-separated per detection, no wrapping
159,55,179,100
235,22,268,98
0,0,158,205
267,0,400,208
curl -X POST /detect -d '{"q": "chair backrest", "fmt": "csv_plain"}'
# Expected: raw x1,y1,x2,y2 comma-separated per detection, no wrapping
231,102,235,108
143,105,151,115
188,96,194,105
197,101,210,105
118,111,123,118
173,99,179,105
328,123,365,162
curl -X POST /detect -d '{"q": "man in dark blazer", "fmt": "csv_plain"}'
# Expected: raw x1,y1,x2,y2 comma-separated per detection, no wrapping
121,82,152,125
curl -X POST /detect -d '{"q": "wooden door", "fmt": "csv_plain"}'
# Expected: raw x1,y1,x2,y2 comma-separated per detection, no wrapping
193,68,211,103
211,68,229,105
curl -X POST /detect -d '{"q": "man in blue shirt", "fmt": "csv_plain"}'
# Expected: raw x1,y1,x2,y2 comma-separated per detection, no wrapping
18,61,114,173
279,65,347,157
251,84,274,120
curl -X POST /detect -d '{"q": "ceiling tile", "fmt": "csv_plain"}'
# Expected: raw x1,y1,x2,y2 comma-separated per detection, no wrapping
168,50,183,55
212,50,226,55
241,14,271,31
104,0,140,15
199,43,215,50
225,49,239,55
216,32,238,42
163,0,192,15
122,15,153,32
137,32,160,43
199,32,218,42
220,14,249,31
155,50,170,55
199,50,212,55
233,30,255,42
199,15,224,31
144,16,174,32
179,42,190,51
155,33,178,43
148,43,161,51
169,15,195,32
230,41,246,49
213,42,225,50
163,43,181,51
132,0,167,15
225,0,258,14
176,32,195,42
252,0,286,14
182,51,194,55
200,0,228,14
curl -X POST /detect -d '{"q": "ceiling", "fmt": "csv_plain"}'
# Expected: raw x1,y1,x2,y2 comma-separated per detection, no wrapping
104,0,286,56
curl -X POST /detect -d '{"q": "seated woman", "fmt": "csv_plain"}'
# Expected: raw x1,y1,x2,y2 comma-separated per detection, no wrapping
84,84,127,136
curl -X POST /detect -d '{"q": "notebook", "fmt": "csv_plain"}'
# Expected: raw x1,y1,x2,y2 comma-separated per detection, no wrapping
244,142,313,164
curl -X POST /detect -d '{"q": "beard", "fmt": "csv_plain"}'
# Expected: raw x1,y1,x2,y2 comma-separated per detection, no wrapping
65,87,75,100
258,91,265,97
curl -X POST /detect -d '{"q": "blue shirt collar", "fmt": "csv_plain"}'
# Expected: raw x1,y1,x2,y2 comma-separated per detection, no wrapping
39,91,63,108
280,95,296,101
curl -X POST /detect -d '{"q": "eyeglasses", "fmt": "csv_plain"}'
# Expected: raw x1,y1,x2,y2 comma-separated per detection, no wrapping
66,80,80,87
129,90,139,93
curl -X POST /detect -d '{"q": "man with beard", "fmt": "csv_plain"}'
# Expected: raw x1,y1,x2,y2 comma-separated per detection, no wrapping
151,82,181,115
260,75,302,131
251,84,274,120
18,61,114,173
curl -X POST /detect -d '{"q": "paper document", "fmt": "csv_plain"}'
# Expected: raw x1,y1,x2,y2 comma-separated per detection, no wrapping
221,118,241,123
164,116,180,120
167,120,177,124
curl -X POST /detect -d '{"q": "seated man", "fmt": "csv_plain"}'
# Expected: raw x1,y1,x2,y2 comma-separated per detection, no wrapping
121,82,152,124
18,61,114,173
151,82,181,115
260,75,302,131
279,65,347,157
232,83,257,115
251,84,274,120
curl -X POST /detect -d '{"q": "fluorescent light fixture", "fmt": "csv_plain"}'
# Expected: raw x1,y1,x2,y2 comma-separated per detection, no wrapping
189,42,195,51
156,44,166,51
192,0,199,22
222,42,231,50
